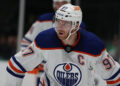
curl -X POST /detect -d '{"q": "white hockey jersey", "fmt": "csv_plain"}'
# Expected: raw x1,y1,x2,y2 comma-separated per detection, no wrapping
6,28,120,86
21,12,86,50
21,13,54,50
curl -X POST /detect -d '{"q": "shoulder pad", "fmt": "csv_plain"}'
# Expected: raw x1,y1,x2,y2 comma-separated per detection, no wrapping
74,29,105,56
34,28,62,49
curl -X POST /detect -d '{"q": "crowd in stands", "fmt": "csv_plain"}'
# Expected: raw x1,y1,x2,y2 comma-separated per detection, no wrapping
0,30,17,59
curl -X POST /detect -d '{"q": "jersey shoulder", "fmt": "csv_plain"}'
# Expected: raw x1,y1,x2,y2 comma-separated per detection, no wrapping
75,29,105,56
37,12,54,21
35,28,62,49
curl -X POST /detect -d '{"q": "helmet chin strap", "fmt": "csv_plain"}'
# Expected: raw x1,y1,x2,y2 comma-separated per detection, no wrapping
65,27,78,40
65,28,72,40
65,22,80,40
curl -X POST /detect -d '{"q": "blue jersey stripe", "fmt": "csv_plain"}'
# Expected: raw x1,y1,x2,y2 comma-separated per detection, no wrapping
24,37,32,43
45,73,50,86
37,77,41,86
12,56,27,72
105,68,120,80
21,45,28,47
41,60,47,63
6,67,24,78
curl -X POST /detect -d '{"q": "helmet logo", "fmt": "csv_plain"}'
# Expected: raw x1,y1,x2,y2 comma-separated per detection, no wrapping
60,6,68,12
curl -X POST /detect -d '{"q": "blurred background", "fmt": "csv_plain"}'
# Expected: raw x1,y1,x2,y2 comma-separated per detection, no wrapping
0,0,120,61
0,0,120,85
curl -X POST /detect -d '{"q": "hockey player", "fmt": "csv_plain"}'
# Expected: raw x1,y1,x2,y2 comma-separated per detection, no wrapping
21,0,73,85
21,0,85,85
5,4,120,86
21,0,85,50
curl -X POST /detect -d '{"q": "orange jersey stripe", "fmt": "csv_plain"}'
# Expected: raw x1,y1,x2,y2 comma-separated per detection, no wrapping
38,64,44,71
73,48,106,57
39,47,63,50
42,79,46,86
34,40,106,57
9,60,24,73
34,40,63,50
27,68,39,74
106,78,120,84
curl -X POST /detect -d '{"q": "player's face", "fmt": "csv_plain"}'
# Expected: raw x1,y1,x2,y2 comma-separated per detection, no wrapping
54,1,68,11
55,19,72,40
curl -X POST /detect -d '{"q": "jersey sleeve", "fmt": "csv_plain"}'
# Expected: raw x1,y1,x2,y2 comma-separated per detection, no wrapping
94,49,120,86
6,41,44,81
21,21,52,50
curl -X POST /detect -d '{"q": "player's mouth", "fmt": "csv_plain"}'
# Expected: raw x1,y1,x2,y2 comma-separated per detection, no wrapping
59,32,64,35
57,31,66,38
57,31,67,40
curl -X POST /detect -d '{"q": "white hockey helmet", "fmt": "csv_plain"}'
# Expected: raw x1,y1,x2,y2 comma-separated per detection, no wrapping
55,4,82,30
55,4,82,40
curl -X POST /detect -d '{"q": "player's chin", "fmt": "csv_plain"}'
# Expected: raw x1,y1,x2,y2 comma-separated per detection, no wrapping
58,35,66,40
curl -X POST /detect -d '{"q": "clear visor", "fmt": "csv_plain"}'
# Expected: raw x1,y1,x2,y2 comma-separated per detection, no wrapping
54,18,72,29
